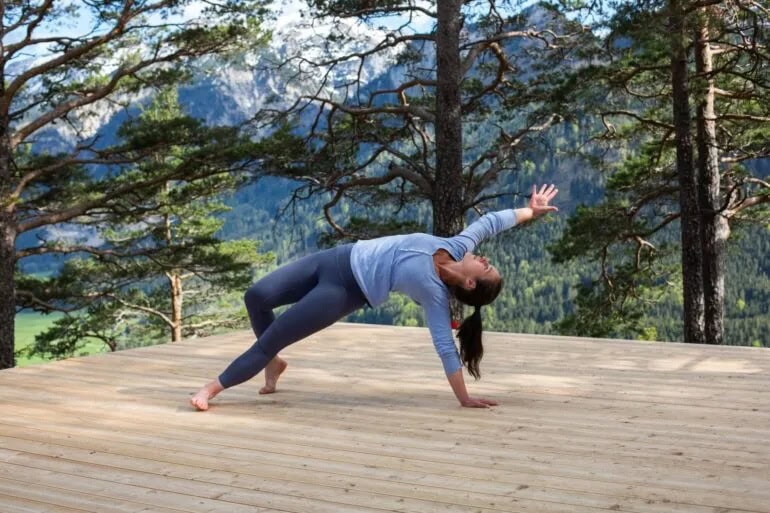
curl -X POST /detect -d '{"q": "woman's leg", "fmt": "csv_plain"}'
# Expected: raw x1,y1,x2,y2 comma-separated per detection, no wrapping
191,245,365,410
191,252,326,411
218,278,365,388
241,254,327,394
243,251,327,337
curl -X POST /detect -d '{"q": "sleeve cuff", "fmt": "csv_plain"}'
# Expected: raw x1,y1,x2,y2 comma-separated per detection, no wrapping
441,354,463,375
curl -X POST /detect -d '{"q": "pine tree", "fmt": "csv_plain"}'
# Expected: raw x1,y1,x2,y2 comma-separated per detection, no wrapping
20,90,274,359
1,1,272,368
258,1,587,240
550,0,770,342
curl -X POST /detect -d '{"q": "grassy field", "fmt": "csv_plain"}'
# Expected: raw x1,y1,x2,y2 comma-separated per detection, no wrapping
15,312,107,366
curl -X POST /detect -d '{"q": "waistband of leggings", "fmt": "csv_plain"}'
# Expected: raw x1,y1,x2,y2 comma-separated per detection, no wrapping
334,243,370,307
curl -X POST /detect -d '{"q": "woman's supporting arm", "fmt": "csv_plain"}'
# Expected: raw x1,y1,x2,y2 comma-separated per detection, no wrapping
446,369,498,408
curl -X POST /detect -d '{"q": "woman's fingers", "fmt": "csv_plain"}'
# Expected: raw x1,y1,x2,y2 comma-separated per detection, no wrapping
530,184,559,214
546,186,559,200
534,184,558,200
464,397,498,407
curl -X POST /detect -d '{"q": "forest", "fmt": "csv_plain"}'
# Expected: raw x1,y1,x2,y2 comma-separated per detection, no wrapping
218,125,769,348
2,0,769,369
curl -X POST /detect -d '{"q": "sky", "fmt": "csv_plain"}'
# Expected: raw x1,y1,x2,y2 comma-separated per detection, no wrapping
3,0,433,53
7,0,603,64
6,1,589,73
3,1,208,61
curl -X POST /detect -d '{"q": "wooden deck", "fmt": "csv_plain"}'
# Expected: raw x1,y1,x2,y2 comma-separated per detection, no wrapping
1,322,769,513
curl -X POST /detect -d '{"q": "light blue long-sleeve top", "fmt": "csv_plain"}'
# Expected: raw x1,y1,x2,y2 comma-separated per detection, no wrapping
350,209,518,375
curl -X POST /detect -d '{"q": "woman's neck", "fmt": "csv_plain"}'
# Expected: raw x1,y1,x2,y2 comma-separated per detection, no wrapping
433,250,463,287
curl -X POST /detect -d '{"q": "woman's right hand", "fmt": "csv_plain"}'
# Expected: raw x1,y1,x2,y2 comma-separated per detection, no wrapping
461,397,498,408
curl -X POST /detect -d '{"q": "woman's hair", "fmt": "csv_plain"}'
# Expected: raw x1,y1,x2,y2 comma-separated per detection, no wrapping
451,277,503,380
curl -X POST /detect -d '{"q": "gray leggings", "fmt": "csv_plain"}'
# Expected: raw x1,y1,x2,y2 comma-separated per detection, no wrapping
218,244,367,389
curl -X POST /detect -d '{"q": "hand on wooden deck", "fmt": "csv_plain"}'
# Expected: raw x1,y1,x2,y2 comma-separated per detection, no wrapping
460,397,498,408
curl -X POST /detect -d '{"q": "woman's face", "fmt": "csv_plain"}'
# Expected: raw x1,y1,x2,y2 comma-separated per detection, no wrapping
461,253,501,287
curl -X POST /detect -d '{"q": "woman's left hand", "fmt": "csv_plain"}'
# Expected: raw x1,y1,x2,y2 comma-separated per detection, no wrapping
529,184,559,218
461,397,499,408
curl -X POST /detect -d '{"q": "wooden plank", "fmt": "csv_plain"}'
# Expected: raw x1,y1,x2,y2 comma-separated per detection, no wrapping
19,354,770,406
3,400,768,488
0,491,92,513
5,383,768,467
0,435,747,513
12,335,770,409
6,352,762,448
10,357,770,427
3,400,765,474
0,463,276,513
0,477,184,513
2,412,768,512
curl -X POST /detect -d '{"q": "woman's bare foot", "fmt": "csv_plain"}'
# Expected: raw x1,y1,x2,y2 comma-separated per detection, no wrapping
260,356,288,395
190,380,224,411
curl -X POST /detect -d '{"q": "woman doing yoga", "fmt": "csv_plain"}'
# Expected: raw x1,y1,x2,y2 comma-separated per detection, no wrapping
191,184,558,410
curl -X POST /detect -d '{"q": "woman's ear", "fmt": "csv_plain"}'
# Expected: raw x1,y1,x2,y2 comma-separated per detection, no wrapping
465,277,477,290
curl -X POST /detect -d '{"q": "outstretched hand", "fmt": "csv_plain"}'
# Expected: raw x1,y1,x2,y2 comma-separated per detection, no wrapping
529,184,559,218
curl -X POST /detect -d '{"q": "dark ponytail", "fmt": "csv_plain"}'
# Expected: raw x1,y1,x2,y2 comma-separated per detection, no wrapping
457,306,483,380
451,277,503,380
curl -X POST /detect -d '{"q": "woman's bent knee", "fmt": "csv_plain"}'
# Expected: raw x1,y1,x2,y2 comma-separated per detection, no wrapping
244,285,269,310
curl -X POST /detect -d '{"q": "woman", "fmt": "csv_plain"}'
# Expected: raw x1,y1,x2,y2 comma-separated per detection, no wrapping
191,184,558,410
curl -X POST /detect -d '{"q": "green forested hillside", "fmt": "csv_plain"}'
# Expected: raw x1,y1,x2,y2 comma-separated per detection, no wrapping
221,150,769,347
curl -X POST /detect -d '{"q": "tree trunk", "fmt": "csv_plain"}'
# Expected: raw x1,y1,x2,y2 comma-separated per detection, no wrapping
433,0,464,238
170,273,183,342
164,200,183,342
0,217,15,369
0,29,15,368
695,19,727,345
0,122,16,368
669,0,706,344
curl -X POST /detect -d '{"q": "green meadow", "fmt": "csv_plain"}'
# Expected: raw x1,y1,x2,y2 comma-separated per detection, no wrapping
14,312,106,366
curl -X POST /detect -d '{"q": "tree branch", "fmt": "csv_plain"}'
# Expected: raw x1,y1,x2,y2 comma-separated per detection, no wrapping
314,4,437,20
303,96,436,123
462,28,577,51
4,0,147,105
2,0,56,60
15,289,81,313
466,114,561,199
321,161,427,238
295,32,434,69
104,293,174,328
462,42,513,113
16,152,254,233
730,178,770,215
11,40,214,147
2,0,53,43
601,110,675,130
15,243,163,261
